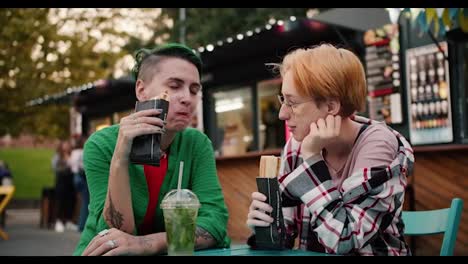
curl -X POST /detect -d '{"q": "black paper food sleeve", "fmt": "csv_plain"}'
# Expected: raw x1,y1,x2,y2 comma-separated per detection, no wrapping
254,177,287,250
129,98,169,166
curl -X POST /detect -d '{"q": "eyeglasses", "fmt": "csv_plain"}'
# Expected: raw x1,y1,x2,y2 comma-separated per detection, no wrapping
277,94,314,114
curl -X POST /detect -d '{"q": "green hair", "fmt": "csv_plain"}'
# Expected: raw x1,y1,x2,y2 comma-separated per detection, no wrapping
131,43,203,81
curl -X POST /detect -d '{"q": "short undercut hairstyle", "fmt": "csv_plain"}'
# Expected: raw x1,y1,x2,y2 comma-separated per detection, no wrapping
131,43,203,82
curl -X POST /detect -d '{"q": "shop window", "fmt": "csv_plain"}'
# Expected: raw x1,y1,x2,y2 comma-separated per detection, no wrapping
213,87,253,156
257,79,285,150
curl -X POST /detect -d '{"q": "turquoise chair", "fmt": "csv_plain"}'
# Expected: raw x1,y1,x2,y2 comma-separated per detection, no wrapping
402,198,464,256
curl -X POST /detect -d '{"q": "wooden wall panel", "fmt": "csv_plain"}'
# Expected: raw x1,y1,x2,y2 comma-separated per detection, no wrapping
216,158,259,242
411,149,468,256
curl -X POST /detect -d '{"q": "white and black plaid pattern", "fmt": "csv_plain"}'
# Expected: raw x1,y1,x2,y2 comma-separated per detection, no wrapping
278,115,414,256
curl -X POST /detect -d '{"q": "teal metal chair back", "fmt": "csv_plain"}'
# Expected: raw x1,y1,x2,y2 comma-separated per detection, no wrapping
402,198,463,256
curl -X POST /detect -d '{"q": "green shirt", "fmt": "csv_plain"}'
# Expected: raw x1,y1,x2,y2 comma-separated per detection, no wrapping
73,125,230,255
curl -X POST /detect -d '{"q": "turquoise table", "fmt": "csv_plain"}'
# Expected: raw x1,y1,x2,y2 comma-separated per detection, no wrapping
195,244,332,256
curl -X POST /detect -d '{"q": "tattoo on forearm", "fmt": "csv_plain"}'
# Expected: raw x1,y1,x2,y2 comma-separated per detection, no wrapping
139,237,153,250
104,193,123,229
195,227,214,241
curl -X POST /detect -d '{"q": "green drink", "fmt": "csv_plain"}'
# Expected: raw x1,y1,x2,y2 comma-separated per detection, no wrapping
161,189,200,256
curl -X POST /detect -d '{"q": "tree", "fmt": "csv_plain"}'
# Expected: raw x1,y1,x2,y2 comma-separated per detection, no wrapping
0,9,64,138
0,8,167,139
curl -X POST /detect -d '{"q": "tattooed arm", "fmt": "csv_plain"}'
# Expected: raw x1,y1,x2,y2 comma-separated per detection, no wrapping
103,152,135,234
195,227,216,250
103,153,135,233
100,107,165,234
81,226,217,256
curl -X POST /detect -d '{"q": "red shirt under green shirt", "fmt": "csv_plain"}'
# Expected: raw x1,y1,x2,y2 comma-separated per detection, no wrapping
138,153,168,235
73,126,230,255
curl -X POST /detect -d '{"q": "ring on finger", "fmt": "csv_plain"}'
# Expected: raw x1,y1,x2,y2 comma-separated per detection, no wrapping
106,239,117,249
98,229,109,237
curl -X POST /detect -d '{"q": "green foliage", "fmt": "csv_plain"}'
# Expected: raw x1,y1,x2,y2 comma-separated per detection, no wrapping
1,9,113,138
0,8,164,139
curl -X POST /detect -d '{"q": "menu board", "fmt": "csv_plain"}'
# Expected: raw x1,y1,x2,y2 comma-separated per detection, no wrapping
364,24,403,124
405,41,453,145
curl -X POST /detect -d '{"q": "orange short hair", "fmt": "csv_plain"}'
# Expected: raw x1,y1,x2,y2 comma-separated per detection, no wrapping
278,44,367,117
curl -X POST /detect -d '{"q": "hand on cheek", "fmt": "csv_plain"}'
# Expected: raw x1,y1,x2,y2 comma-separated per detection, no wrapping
301,114,341,159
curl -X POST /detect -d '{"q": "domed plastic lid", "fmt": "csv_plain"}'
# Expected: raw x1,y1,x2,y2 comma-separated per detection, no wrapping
160,189,200,209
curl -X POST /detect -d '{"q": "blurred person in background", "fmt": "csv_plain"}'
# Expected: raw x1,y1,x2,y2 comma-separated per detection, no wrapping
0,160,12,186
52,140,78,233
70,136,89,232
0,160,13,227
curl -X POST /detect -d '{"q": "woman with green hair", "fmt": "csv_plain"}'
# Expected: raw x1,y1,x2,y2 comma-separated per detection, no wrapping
74,43,230,256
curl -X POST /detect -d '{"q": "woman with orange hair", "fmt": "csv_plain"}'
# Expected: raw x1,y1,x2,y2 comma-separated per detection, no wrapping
247,44,414,255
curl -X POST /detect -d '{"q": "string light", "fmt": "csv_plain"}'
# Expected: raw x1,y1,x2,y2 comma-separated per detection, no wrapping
191,15,308,57
26,80,106,106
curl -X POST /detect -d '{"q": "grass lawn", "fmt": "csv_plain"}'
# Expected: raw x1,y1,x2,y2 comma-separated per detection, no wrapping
0,147,55,200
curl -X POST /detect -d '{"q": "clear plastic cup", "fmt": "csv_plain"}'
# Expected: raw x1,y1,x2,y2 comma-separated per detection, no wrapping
160,189,200,256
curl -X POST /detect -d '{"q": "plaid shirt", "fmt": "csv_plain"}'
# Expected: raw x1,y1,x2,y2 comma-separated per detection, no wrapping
278,115,414,256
